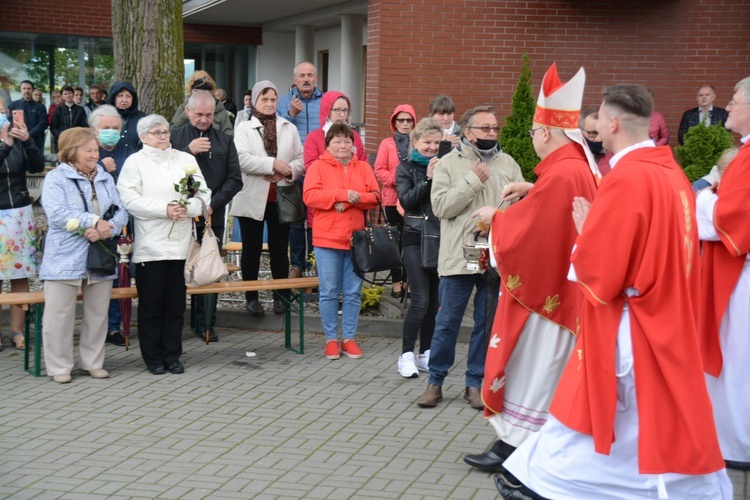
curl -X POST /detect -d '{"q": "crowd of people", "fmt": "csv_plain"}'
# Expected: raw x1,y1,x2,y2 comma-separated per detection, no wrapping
0,63,748,497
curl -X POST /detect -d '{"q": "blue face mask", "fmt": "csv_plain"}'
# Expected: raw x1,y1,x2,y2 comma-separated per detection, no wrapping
0,113,9,130
98,129,121,147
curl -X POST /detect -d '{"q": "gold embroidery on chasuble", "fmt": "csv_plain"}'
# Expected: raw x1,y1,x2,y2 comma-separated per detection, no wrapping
542,294,561,314
680,191,694,277
506,275,521,291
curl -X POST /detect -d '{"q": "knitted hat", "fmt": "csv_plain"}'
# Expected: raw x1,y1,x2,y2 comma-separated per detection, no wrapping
534,63,601,181
252,80,278,107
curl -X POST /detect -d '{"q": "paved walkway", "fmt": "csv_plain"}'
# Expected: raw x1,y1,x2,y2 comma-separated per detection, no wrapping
0,326,499,499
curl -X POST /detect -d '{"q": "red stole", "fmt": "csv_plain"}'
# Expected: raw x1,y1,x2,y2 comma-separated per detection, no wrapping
550,146,725,474
482,142,597,415
699,141,750,376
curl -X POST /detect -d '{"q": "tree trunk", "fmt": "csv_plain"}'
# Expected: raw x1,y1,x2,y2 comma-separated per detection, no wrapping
111,0,184,118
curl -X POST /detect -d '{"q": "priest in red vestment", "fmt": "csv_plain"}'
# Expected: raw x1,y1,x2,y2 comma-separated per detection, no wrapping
497,84,730,500
463,63,599,474
697,76,750,477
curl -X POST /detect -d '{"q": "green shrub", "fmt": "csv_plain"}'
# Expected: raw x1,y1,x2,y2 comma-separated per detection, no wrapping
674,124,734,182
499,53,540,182
360,285,384,311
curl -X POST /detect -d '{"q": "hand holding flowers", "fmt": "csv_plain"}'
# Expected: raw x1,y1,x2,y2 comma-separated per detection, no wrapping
66,217,118,260
168,164,203,237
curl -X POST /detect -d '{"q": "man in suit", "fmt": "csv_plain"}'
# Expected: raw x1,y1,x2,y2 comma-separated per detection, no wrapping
678,84,729,145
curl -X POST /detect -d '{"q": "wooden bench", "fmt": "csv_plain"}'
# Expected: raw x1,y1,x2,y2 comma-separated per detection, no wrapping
0,276,319,377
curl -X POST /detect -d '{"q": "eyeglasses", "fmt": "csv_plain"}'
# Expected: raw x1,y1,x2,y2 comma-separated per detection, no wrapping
469,125,500,134
727,100,750,109
581,128,598,139
331,108,350,115
148,130,171,138
528,127,543,139
395,118,414,124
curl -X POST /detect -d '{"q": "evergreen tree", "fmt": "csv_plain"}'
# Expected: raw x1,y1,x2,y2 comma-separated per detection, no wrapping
674,124,734,182
499,54,540,182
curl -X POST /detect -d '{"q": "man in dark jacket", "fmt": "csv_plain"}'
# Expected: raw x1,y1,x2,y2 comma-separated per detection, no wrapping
9,80,47,155
677,84,729,145
107,82,146,150
171,90,242,342
50,85,88,150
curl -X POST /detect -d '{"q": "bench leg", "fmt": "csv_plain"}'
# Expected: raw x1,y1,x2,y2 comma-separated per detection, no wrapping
283,288,304,354
24,304,43,377
202,293,214,344
298,288,304,354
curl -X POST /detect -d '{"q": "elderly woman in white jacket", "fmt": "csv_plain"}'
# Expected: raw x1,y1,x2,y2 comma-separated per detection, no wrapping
231,80,304,316
117,114,211,376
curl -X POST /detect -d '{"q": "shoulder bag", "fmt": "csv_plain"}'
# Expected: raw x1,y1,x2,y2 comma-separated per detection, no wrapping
184,198,229,287
74,180,119,276
276,182,305,225
350,204,403,278
420,214,440,271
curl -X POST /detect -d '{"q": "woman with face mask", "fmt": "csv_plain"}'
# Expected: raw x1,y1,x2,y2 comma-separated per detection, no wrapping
0,100,45,351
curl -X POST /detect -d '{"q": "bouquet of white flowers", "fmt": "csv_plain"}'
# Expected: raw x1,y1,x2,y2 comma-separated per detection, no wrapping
169,164,203,237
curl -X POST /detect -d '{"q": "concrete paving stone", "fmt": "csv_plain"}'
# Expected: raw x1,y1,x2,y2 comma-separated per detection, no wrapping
7,488,66,500
215,477,252,493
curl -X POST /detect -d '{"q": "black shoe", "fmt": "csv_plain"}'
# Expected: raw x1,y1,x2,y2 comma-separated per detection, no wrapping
148,364,166,375
493,472,549,500
194,327,219,343
464,449,507,472
166,361,184,374
245,299,265,316
106,331,127,346
273,298,287,314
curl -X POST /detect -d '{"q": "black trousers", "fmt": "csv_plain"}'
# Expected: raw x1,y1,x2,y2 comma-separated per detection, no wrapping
401,245,439,354
194,222,225,327
237,202,289,302
383,205,405,284
135,259,186,367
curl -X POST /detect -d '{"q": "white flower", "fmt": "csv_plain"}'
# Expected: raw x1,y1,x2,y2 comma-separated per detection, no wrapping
183,164,198,176
66,218,80,232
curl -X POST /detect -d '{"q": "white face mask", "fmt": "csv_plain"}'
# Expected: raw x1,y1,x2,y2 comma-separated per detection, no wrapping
0,113,9,130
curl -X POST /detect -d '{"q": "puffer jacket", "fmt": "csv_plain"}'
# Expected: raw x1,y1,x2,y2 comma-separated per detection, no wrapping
396,158,438,248
39,163,129,280
230,114,304,221
430,140,523,277
374,104,416,206
303,150,380,251
107,82,147,150
117,145,211,264
0,138,45,209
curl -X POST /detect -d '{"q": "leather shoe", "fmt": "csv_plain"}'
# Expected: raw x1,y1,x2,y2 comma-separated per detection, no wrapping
246,299,265,316
273,298,287,314
464,386,484,410
195,327,219,343
464,449,506,472
148,364,166,375
494,472,548,500
416,383,443,408
288,266,302,279
167,361,184,374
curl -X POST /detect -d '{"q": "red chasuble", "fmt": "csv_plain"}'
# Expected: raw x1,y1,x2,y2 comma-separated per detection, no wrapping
549,146,724,474
482,142,597,415
700,141,750,376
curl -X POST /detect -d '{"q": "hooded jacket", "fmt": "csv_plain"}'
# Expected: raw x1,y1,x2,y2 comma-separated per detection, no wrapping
107,82,147,150
374,104,416,206
303,91,367,170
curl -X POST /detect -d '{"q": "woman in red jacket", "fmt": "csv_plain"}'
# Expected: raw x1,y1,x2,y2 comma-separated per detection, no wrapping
303,124,380,360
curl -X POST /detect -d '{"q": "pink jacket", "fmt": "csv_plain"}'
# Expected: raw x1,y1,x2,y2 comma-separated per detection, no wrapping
374,104,416,206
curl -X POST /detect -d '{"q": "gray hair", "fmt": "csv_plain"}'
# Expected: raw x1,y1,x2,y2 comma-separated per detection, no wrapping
137,114,169,136
735,76,750,102
214,88,227,100
293,61,316,76
89,104,120,129
460,105,495,131
186,90,215,110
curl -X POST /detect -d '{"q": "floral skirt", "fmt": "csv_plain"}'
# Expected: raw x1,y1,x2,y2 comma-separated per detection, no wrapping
0,205,42,280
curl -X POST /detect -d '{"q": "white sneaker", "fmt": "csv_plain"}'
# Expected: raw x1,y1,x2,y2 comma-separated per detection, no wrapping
416,350,430,372
398,352,419,378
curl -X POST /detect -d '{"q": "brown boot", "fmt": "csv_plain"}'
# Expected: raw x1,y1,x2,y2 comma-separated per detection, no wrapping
416,384,443,408
464,386,484,410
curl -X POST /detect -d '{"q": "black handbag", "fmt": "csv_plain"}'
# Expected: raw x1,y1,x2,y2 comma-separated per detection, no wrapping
74,180,119,275
350,210,403,278
276,183,305,225
420,215,440,271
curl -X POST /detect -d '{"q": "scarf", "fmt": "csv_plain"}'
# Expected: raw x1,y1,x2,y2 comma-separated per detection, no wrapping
461,137,500,162
409,149,433,166
394,132,410,162
252,108,278,157
75,166,98,200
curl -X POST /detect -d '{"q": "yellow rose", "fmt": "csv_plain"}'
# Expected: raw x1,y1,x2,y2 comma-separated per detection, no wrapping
66,218,80,232
183,164,198,176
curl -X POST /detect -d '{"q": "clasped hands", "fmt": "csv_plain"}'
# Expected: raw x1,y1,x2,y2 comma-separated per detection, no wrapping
84,219,114,242
263,159,293,183
334,190,360,213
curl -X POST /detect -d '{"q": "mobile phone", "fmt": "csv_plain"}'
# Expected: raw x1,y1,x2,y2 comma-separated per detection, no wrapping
12,110,24,127
437,140,452,158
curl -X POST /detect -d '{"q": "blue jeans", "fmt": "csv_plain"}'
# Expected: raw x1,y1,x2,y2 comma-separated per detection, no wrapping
107,279,121,333
428,274,487,388
314,247,363,341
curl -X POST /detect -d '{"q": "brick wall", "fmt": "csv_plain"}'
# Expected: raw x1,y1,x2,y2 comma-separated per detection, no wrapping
365,0,750,151
3,0,261,45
